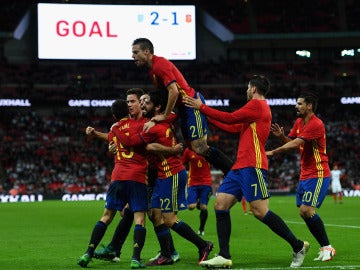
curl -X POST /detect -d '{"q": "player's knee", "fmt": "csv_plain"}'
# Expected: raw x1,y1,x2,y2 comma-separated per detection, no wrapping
299,206,314,219
147,211,154,222
188,204,196,210
299,211,307,219
214,200,228,211
190,139,208,156
101,214,114,225
133,212,146,226
193,147,208,156
150,214,162,226
163,214,177,227
252,209,265,220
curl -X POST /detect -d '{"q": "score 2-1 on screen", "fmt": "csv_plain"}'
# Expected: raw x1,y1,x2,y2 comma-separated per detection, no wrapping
145,11,192,25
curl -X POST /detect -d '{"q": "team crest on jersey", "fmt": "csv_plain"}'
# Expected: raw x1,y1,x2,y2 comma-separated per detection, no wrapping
119,123,130,130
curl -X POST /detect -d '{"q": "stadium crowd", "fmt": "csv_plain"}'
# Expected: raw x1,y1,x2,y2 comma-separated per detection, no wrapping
0,102,358,196
1,59,360,100
0,108,112,196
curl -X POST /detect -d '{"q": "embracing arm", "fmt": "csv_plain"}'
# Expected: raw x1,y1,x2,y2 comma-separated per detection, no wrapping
164,83,179,119
183,94,260,124
143,112,178,132
151,83,179,123
162,111,178,123
146,142,183,155
111,126,145,147
208,118,242,134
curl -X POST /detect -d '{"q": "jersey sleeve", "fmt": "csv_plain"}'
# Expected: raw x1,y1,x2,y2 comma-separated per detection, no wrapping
208,117,242,133
107,130,114,142
139,127,158,145
200,99,262,124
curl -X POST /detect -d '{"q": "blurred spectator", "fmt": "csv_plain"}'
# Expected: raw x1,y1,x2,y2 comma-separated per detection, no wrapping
0,97,358,196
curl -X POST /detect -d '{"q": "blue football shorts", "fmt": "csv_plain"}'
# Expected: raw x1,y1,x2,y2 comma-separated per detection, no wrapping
178,91,209,141
187,185,213,205
296,177,331,208
217,167,270,202
150,169,188,213
105,180,148,212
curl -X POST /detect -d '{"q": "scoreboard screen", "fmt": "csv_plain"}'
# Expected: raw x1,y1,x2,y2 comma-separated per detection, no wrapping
37,3,196,60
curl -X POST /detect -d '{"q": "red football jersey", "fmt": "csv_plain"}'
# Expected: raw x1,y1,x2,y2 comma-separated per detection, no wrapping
113,120,184,179
141,123,185,179
150,55,196,105
200,99,271,170
182,148,212,187
288,114,330,180
108,117,148,184
111,118,184,179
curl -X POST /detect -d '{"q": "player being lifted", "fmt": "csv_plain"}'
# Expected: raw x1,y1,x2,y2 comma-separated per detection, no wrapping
131,38,233,176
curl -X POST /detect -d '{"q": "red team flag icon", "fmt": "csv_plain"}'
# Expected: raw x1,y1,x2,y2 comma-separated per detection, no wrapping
186,14,192,23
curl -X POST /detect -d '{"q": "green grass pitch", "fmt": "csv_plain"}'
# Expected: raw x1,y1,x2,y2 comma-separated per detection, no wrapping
1,195,359,270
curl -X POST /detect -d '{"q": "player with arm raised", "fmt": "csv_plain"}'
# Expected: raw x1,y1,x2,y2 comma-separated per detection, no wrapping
267,92,336,263
183,75,309,269
78,99,148,269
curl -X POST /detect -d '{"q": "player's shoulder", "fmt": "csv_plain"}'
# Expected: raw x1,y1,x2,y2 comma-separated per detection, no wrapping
248,98,269,110
154,54,167,62
110,122,118,128
310,114,323,123
294,117,302,124
155,121,171,130
112,117,133,128
153,55,172,68
309,114,325,128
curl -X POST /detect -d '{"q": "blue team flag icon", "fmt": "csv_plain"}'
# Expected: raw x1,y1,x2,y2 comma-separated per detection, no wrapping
138,14,144,22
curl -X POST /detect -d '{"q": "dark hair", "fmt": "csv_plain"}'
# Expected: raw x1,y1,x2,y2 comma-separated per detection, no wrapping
126,88,145,100
132,38,154,54
298,92,319,113
249,75,270,96
148,90,168,112
111,99,129,119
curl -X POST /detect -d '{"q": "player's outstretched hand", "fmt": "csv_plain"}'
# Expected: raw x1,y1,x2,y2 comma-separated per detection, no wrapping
270,123,284,137
183,93,203,109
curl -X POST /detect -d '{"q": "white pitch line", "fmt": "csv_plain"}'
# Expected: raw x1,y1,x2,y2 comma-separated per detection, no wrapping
284,220,360,229
235,265,360,270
